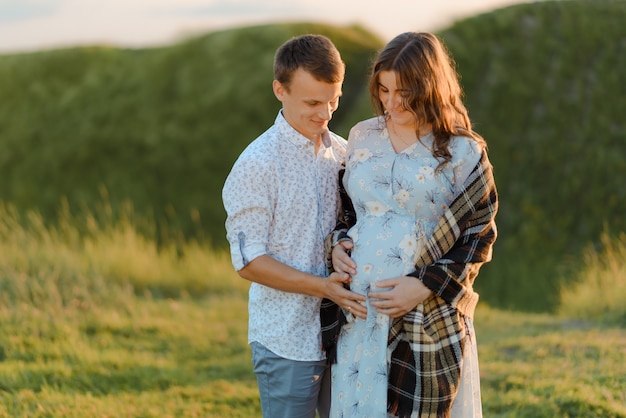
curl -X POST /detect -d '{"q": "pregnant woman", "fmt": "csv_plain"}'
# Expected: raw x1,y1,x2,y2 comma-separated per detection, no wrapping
322,32,498,418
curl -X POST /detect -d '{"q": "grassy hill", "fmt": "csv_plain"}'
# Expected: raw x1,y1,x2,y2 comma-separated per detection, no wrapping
0,0,625,312
438,0,626,310
0,208,624,416
0,23,382,245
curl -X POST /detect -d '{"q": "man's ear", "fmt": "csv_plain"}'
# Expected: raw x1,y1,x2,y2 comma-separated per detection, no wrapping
273,80,285,101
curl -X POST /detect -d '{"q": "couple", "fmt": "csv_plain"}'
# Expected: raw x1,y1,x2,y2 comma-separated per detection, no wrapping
222,32,498,418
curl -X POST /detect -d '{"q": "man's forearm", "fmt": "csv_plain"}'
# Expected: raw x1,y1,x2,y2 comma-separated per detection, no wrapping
238,254,327,298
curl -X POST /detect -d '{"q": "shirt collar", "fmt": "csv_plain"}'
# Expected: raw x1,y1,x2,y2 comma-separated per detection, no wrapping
275,110,331,152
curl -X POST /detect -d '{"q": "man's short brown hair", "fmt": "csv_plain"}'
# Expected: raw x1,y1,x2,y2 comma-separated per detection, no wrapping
274,34,345,91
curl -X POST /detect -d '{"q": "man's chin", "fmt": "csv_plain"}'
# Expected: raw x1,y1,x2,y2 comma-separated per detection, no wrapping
308,127,327,138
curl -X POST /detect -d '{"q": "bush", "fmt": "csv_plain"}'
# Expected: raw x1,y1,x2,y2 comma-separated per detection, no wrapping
439,0,626,311
558,231,626,326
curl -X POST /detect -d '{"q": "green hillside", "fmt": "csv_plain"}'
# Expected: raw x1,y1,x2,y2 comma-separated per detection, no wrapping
0,1,624,312
0,23,381,244
438,0,626,310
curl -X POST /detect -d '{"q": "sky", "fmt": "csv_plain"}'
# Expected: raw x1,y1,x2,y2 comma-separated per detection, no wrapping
0,0,537,54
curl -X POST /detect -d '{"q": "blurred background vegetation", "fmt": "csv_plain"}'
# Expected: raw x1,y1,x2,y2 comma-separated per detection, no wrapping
1,1,625,415
0,0,624,313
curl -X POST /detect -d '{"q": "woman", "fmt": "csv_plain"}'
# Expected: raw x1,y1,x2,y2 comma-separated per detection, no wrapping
321,32,498,417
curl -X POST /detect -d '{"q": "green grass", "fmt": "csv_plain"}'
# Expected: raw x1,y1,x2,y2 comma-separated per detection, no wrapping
0,205,625,417
0,203,259,417
477,307,626,417
0,298,260,417
558,231,626,326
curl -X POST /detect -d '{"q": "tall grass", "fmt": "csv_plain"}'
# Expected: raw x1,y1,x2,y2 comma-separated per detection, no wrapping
0,201,259,417
1,202,625,416
559,231,626,326
0,200,247,313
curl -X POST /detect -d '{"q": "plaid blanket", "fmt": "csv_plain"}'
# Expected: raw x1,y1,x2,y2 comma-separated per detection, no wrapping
321,151,498,417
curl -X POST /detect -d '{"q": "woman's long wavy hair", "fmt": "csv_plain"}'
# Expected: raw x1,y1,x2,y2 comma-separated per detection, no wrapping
368,32,485,168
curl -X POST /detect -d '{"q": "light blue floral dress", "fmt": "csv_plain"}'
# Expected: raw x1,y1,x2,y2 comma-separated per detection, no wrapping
330,117,481,418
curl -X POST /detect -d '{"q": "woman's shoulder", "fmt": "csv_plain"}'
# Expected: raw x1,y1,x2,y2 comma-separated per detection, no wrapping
445,136,485,189
352,116,384,131
449,135,484,162
348,116,385,141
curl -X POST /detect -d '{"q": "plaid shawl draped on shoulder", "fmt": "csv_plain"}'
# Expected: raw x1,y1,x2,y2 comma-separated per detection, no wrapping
321,151,498,418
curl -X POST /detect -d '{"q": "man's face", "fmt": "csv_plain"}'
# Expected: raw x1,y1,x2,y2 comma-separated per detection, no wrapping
273,68,343,142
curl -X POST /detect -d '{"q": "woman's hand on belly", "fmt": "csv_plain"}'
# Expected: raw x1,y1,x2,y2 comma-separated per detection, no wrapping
368,276,433,318
331,241,356,276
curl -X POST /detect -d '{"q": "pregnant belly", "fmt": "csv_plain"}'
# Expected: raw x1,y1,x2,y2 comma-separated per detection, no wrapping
347,218,430,293
349,246,415,295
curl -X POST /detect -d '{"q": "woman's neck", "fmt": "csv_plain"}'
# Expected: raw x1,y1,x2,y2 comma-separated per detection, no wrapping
388,119,432,152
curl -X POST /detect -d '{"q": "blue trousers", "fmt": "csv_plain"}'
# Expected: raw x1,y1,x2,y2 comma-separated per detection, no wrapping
251,342,330,418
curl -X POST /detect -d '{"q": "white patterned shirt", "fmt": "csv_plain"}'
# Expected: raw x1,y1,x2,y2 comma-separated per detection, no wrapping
222,111,347,361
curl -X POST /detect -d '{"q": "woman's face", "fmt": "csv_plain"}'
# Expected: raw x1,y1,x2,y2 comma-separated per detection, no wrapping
377,70,416,128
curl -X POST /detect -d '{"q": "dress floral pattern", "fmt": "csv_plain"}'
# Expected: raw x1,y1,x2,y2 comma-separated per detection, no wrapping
330,117,481,418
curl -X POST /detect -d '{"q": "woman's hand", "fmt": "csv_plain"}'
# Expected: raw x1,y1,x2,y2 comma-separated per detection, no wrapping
327,241,366,318
331,240,356,276
368,276,432,318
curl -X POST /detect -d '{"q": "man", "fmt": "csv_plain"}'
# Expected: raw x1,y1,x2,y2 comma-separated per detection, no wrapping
222,34,366,418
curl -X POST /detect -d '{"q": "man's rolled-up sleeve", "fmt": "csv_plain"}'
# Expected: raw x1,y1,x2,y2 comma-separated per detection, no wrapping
222,158,275,271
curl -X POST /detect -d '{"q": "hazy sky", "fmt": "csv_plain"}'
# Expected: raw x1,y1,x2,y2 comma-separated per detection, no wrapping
0,0,538,53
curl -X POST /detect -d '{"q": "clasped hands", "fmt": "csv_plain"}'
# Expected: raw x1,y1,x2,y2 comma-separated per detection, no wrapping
328,240,432,319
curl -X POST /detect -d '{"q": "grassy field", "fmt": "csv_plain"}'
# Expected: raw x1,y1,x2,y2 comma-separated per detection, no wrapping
0,206,625,417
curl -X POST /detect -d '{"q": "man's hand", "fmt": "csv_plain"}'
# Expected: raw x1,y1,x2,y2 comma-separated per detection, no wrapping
325,271,366,319
368,276,432,318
